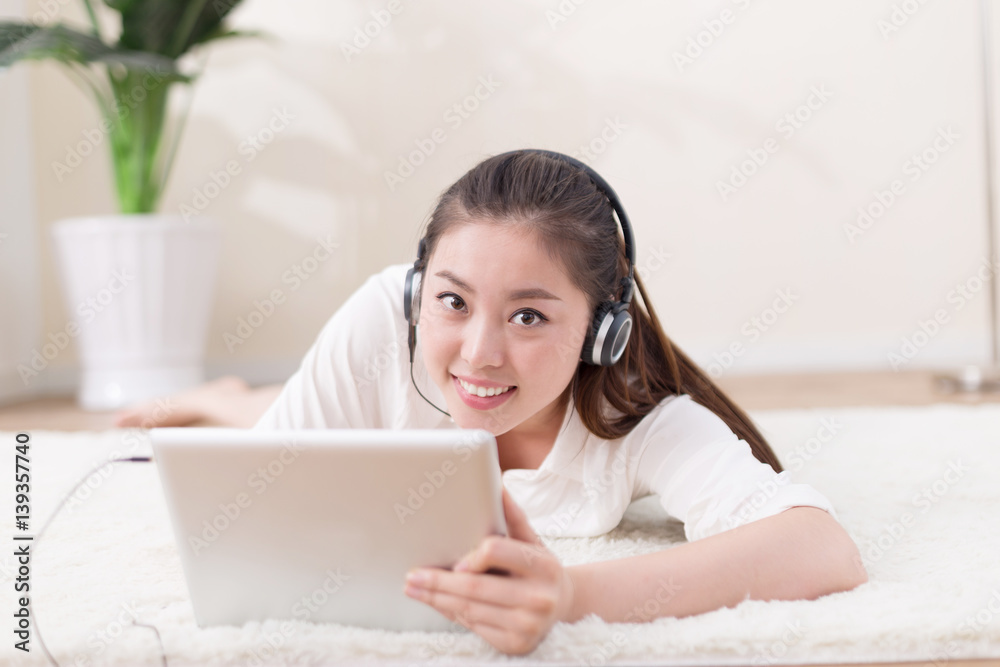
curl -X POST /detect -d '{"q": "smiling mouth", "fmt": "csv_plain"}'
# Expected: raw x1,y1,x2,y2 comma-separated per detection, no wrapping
457,377,516,397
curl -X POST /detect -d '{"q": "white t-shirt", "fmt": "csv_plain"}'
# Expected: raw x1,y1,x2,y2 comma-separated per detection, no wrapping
255,264,835,541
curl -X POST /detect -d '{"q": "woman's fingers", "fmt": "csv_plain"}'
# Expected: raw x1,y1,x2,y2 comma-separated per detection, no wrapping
408,584,542,655
407,576,516,626
501,487,544,546
456,535,557,579
407,566,557,613
466,622,540,656
406,532,570,655
405,492,568,656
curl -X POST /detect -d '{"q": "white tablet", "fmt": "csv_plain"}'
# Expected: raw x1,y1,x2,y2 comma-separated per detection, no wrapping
150,428,507,632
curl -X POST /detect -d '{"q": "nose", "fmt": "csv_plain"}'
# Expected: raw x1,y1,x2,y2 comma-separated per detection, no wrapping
461,314,505,369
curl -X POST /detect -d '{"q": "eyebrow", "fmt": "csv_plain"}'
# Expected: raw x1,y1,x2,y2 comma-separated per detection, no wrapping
434,270,563,301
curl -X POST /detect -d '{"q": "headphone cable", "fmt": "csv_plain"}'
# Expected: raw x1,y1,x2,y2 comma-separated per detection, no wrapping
409,358,452,418
28,455,168,667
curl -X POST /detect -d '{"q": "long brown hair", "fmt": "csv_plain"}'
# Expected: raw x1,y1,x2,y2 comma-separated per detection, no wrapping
419,151,782,472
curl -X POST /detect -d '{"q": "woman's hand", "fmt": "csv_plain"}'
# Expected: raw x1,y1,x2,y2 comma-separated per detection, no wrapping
403,487,575,655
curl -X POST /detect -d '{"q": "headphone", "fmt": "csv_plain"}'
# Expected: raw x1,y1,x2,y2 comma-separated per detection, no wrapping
403,149,636,381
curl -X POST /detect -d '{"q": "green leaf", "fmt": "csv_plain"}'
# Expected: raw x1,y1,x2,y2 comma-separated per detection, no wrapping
196,27,267,47
0,21,187,81
102,0,140,12
113,0,246,58
0,22,36,52
3,2,257,216
1,23,104,66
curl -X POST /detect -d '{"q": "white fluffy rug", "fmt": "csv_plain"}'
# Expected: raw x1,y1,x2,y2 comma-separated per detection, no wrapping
3,402,1000,666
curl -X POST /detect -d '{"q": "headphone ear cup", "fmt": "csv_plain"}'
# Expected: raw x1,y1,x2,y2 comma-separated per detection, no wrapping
581,302,632,366
581,302,614,366
403,267,422,325
605,307,633,366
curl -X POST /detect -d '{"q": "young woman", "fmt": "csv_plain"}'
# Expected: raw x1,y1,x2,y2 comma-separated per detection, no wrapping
129,150,866,655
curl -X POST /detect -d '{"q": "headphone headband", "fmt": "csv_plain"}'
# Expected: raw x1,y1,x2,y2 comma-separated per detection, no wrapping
494,149,635,305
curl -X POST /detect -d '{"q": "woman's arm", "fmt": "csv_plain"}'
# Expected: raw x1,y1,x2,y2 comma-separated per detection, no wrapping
405,494,866,655
564,506,867,623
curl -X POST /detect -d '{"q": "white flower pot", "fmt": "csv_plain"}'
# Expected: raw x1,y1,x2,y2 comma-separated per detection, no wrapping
50,215,220,410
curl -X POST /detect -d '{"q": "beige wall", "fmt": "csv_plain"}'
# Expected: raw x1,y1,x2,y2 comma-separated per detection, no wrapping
0,0,40,403
14,0,1000,391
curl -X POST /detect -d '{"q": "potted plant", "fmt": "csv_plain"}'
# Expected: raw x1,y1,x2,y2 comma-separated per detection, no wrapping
1,0,253,409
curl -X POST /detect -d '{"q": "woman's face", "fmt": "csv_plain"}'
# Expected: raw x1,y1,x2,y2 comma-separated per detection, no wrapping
418,222,592,438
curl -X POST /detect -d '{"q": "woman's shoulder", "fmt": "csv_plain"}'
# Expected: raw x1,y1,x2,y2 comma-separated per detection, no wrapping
357,263,411,302
627,392,741,447
308,263,412,363
317,263,409,327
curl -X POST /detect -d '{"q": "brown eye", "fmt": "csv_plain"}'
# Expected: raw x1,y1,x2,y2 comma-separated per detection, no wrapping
511,310,546,326
439,294,466,311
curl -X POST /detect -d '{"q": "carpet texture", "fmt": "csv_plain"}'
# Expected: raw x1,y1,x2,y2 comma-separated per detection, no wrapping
2,402,1000,666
